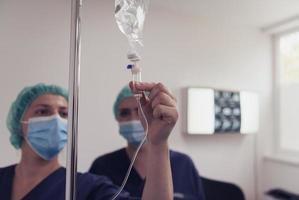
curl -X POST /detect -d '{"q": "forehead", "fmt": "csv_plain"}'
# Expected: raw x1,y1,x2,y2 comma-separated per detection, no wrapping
119,97,137,109
29,94,68,108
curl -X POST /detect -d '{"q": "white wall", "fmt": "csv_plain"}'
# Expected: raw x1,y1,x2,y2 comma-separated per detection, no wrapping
0,0,70,165
0,0,276,199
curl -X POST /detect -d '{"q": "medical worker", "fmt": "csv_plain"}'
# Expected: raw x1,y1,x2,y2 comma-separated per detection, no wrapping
89,85,206,200
0,82,177,200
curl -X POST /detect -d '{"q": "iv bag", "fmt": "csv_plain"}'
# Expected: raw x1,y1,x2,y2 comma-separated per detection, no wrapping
115,0,150,61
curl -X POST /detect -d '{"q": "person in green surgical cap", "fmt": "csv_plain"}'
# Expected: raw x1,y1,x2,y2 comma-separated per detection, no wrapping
89,84,206,200
0,82,178,200
6,84,69,150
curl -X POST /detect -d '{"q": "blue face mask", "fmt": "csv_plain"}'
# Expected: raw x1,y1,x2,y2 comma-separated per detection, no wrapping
23,115,68,160
119,120,146,147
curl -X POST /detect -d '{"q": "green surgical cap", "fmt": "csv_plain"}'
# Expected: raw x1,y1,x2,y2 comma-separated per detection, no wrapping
113,85,133,118
6,83,68,149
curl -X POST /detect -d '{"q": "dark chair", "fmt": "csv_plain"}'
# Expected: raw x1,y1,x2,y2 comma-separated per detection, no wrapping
201,177,245,200
266,188,299,200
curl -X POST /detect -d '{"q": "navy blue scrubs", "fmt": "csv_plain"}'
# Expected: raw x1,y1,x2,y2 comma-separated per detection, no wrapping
89,149,206,200
0,164,137,200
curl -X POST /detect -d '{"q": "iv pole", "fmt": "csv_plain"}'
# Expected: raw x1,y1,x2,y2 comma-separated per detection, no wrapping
66,0,82,199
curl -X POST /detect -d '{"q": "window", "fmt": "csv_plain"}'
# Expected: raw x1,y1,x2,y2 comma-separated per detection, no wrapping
275,29,299,153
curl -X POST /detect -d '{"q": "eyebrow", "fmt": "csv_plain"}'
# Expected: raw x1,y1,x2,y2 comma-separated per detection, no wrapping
119,107,138,109
33,104,50,108
33,104,68,109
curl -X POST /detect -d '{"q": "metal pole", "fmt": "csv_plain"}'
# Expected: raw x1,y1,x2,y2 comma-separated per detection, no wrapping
66,0,82,199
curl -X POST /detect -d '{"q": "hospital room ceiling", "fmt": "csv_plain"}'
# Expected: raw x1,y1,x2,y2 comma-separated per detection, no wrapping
153,0,299,27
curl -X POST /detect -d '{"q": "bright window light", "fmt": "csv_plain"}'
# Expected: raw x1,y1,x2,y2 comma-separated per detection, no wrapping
277,30,299,152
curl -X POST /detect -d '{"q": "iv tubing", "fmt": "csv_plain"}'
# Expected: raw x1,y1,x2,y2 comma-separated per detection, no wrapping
111,97,149,200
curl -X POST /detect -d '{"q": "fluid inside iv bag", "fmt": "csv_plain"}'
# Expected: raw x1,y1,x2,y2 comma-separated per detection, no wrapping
115,0,149,60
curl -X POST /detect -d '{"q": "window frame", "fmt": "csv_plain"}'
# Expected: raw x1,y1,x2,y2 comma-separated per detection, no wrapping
273,27,299,158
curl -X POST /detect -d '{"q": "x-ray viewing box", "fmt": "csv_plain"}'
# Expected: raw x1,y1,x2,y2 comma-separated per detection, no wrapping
187,87,259,135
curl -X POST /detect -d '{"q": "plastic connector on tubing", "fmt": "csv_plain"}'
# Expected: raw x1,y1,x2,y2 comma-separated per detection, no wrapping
127,52,141,62
126,50,142,99
128,62,142,99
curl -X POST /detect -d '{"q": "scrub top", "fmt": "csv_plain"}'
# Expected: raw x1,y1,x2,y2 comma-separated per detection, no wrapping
0,164,137,200
89,148,206,200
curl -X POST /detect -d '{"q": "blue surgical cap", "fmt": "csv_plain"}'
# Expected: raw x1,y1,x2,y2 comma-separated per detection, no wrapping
6,83,68,149
113,85,133,118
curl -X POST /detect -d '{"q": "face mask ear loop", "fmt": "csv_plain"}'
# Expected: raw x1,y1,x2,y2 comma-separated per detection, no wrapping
20,120,29,138
111,97,148,200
